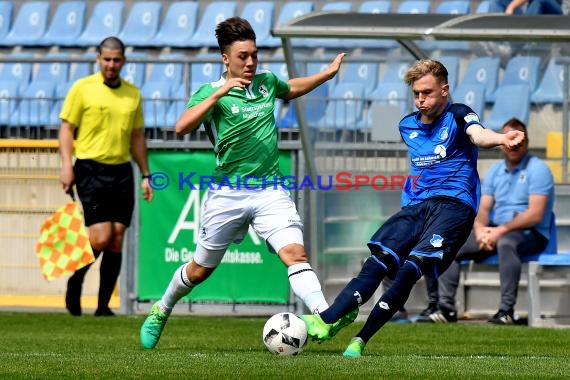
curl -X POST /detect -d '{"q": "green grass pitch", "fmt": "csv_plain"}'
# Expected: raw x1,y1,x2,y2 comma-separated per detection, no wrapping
1,311,569,379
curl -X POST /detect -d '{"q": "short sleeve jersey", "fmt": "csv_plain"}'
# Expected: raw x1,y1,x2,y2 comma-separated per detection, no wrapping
60,73,144,165
399,102,482,211
483,154,554,239
187,71,290,185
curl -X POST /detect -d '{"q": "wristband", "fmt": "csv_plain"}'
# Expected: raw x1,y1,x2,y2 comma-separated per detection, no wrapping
142,174,151,179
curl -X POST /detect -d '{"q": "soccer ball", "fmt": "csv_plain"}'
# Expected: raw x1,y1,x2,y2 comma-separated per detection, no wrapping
262,312,308,356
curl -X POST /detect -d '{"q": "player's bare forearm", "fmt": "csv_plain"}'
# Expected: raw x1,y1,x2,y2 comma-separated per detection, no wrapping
130,128,150,176
467,124,524,149
284,53,346,100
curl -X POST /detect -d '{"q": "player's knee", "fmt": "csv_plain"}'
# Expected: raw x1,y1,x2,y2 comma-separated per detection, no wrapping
187,261,215,285
278,243,308,266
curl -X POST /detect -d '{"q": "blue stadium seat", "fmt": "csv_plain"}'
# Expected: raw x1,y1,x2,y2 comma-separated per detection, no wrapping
148,53,185,90
259,1,314,48
279,83,329,128
341,62,379,97
38,1,86,46
2,1,50,46
77,1,124,46
0,80,19,125
188,1,238,48
306,60,338,90
460,56,500,103
34,53,71,85
121,52,146,89
298,2,352,48
352,1,394,49
381,61,412,84
49,81,73,126
191,60,223,84
437,56,459,92
265,62,290,81
498,55,541,97
369,81,410,115
69,52,97,84
166,84,188,128
0,53,34,91
118,1,162,46
397,1,431,14
148,1,198,48
141,81,172,128
532,58,570,104
0,1,14,41
476,1,491,13
423,1,470,51
484,84,531,131
318,82,366,130
240,2,275,48
10,80,55,126
452,83,486,117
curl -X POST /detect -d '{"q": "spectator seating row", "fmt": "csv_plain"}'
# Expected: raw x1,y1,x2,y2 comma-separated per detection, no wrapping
1,52,569,131
0,0,493,50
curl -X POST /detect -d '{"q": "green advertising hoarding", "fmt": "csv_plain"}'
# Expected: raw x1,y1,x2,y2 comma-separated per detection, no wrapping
137,150,291,303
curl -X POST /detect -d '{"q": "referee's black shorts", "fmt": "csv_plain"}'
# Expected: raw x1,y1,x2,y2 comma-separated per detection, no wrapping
74,159,135,227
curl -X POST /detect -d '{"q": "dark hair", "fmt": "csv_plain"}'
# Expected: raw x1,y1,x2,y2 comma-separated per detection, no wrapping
501,117,528,137
215,17,256,54
97,36,125,55
404,59,448,86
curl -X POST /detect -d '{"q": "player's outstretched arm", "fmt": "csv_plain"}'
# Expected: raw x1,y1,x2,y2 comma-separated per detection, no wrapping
283,53,346,101
466,124,525,150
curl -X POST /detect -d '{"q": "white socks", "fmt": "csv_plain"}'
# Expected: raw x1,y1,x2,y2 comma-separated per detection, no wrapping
287,263,329,314
159,263,194,312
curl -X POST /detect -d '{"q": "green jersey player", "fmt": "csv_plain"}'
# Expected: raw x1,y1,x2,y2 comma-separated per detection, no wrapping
140,16,350,350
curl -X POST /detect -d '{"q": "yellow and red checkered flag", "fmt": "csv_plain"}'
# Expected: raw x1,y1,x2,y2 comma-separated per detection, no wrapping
35,198,94,281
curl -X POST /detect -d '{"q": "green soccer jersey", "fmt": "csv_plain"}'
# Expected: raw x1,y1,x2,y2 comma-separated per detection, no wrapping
188,71,290,186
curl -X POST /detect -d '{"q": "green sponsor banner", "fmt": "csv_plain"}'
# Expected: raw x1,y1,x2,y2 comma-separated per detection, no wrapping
137,150,291,303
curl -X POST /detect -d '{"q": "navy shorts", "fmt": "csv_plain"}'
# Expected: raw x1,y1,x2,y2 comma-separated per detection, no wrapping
74,159,135,227
367,197,475,278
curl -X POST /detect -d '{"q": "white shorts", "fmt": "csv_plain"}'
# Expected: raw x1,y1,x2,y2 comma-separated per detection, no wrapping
194,187,304,267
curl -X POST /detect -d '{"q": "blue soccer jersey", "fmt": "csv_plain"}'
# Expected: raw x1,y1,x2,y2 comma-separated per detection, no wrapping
399,102,482,211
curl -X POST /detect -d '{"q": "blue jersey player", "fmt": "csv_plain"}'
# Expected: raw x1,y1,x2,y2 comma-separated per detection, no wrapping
300,59,525,357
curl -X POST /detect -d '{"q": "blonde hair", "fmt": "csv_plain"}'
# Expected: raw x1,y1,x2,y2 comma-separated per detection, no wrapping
404,59,448,86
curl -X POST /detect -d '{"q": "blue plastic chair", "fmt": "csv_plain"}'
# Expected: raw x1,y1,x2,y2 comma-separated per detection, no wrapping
0,80,19,125
460,56,500,103
352,1,393,49
397,0,431,14
149,2,198,47
0,53,34,91
260,1,314,48
241,2,275,48
299,2,352,48
142,81,172,128
191,61,222,85
0,1,14,41
266,62,290,81
341,62,379,97
34,53,71,85
39,1,86,46
452,83,486,118
437,56,460,92
148,53,185,90
279,83,329,128
319,82,366,130
484,84,531,131
166,84,188,128
77,1,124,46
121,52,146,89
423,1,471,51
499,56,542,96
2,1,50,46
188,2,238,48
10,80,55,126
369,81,410,115
118,2,162,46
49,81,73,126
476,1,491,13
532,58,570,104
381,61,412,84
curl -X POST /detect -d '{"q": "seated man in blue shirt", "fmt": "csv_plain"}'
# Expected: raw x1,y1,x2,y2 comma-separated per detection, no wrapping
420,117,555,325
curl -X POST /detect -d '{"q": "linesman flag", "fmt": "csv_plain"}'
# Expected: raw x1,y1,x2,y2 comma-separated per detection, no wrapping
35,198,94,281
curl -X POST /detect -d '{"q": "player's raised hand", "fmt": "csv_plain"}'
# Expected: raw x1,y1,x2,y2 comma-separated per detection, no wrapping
326,53,347,79
502,129,525,151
